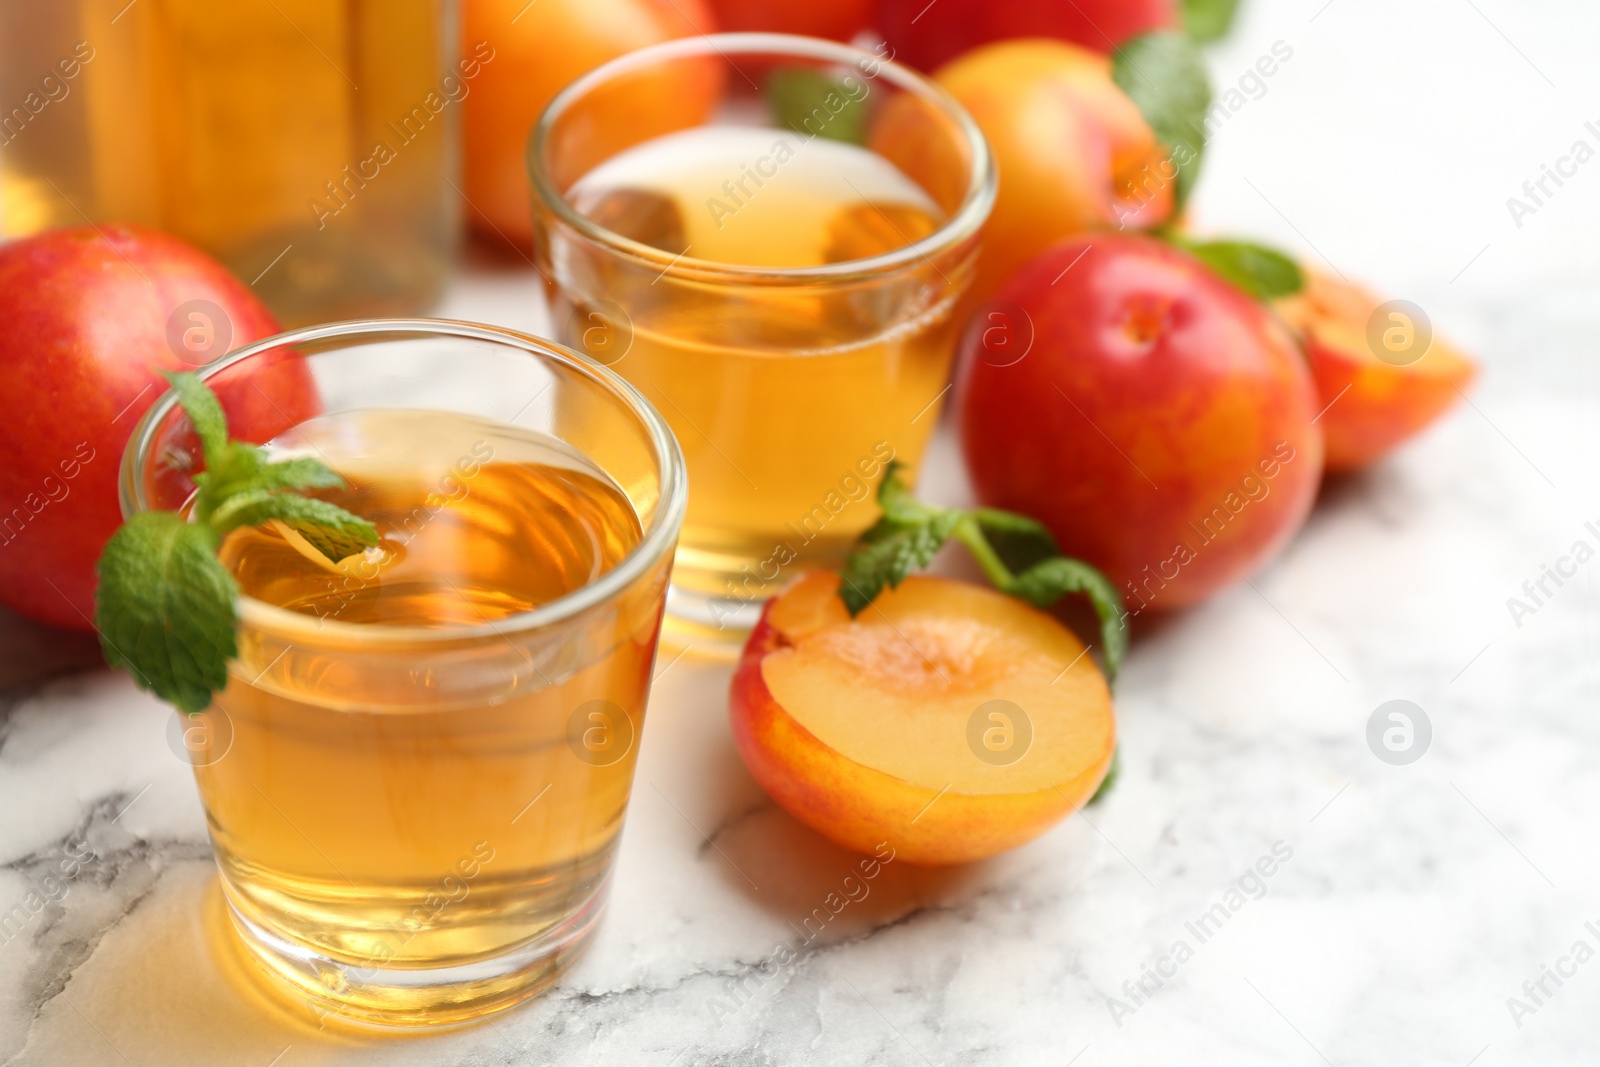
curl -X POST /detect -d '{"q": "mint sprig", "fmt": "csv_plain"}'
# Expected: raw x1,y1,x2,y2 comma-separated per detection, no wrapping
839,462,1128,684
95,372,377,713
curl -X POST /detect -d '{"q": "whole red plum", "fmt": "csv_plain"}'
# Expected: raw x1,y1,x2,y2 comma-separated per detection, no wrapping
958,233,1322,614
0,225,313,630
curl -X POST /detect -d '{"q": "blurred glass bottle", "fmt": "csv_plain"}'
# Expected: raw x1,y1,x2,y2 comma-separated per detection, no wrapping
0,0,460,326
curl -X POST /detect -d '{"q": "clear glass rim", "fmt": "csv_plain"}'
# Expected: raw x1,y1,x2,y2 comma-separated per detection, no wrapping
118,318,688,646
527,31,997,285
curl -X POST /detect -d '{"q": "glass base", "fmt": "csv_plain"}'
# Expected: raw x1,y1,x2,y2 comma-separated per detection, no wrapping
221,873,608,1030
662,584,767,656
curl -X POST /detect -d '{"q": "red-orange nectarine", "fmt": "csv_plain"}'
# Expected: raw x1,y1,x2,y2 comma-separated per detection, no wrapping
958,233,1322,614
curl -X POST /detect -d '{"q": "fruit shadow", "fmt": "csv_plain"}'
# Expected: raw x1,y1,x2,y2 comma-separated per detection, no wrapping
1314,465,1381,512
700,792,989,947
0,607,103,690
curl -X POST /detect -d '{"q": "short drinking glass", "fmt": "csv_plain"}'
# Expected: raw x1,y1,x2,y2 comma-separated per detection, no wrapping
530,32,995,642
120,319,686,1027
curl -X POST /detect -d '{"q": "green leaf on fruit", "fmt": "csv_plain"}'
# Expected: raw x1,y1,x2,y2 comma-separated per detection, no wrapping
94,373,377,713
1177,237,1304,300
767,67,868,145
1006,556,1128,680
840,466,1128,685
1183,0,1242,44
1112,31,1213,210
1088,746,1121,805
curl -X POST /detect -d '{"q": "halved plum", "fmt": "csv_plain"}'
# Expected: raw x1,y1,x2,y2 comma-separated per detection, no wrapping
729,572,1115,865
1275,268,1478,472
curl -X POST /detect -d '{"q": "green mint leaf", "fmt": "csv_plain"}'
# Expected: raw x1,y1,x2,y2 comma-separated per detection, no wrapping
94,512,236,714
162,370,229,466
234,455,346,495
839,511,962,616
875,461,926,523
857,515,904,545
1178,238,1304,300
210,492,378,563
209,442,268,485
1088,746,1121,805
856,462,941,546
1004,557,1128,683
190,442,268,521
767,67,868,145
1112,31,1213,210
1183,0,1242,43
96,374,379,714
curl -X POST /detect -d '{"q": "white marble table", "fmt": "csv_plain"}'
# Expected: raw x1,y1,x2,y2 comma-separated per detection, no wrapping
3,1,1598,1062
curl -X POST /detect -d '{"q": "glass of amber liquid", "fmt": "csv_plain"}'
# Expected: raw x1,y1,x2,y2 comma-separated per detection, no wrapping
119,320,685,1027
530,33,995,642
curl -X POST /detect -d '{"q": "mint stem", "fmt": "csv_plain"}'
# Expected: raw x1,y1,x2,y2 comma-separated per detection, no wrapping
952,516,1014,588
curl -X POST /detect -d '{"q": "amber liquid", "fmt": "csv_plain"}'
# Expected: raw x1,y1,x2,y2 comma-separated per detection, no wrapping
559,127,959,619
193,409,653,1021
0,0,452,324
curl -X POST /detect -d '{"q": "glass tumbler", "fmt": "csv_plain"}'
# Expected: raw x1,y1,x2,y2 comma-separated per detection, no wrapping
529,32,995,644
119,320,685,1027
